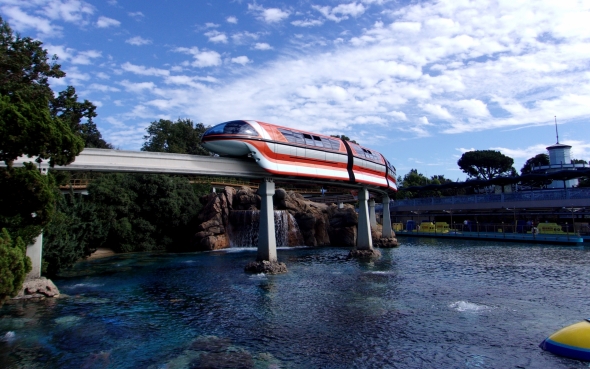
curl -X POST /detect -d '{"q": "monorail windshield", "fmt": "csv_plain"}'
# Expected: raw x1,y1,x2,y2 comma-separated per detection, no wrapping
203,120,259,137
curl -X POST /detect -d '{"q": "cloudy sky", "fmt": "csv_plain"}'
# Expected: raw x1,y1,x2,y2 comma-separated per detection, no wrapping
2,0,589,180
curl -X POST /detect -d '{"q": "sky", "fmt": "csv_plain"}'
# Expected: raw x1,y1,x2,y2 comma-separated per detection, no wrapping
1,0,589,181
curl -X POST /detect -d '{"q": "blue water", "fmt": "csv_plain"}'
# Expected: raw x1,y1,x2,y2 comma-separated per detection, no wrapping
1,239,589,368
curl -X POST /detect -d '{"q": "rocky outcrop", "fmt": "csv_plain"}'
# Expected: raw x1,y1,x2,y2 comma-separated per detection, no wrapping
193,185,394,250
244,260,288,274
347,248,382,259
371,224,399,248
327,204,358,247
13,277,60,299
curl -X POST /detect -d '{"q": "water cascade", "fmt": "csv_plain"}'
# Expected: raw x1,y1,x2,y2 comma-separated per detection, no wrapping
228,210,304,247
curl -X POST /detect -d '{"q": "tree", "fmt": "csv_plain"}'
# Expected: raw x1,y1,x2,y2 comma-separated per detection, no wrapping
330,134,358,144
521,153,550,174
457,150,515,180
42,191,108,276
88,173,205,253
0,228,31,305
0,17,84,168
51,86,111,149
142,118,209,155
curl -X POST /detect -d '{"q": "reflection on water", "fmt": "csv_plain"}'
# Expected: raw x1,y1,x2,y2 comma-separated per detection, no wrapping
1,239,589,368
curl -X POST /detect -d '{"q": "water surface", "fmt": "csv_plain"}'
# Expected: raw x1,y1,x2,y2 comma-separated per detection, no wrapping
1,239,589,368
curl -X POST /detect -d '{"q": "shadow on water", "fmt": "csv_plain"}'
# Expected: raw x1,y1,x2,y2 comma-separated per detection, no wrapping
1,241,589,368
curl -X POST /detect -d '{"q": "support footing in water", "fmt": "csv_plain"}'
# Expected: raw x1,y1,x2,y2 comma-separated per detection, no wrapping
244,260,288,274
347,248,382,259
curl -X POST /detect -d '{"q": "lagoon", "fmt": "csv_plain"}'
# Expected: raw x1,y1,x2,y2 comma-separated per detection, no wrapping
1,239,589,368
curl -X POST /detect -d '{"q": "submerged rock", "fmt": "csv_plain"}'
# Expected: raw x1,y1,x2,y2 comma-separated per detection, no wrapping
244,260,288,274
347,248,382,259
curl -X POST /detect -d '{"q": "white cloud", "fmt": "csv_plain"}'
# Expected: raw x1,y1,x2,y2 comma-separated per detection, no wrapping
125,36,151,46
204,30,228,44
71,49,101,64
204,22,219,28
452,99,490,118
226,16,237,24
231,31,260,44
248,3,290,23
120,62,170,77
253,42,272,50
231,56,250,65
88,83,120,92
422,104,453,120
291,18,323,27
313,2,366,23
96,16,120,28
175,47,222,68
1,5,58,36
128,11,144,20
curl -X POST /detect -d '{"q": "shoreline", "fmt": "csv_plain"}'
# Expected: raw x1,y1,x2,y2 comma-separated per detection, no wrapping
86,248,116,260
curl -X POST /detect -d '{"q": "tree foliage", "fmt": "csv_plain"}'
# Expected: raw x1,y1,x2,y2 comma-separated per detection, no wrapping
330,134,358,144
142,118,209,155
43,191,108,276
88,174,205,253
0,17,84,167
457,150,515,180
521,153,550,174
395,169,464,199
0,228,31,305
0,163,56,245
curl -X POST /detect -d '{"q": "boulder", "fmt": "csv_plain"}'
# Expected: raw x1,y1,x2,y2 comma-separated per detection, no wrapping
347,248,382,259
244,260,288,274
13,277,60,299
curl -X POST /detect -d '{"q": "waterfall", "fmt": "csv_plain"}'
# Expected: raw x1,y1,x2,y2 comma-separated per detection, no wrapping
228,210,303,247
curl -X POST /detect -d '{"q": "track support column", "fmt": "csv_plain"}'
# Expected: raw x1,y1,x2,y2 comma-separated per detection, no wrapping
356,187,373,250
369,199,377,227
257,178,277,262
26,233,43,280
382,195,392,238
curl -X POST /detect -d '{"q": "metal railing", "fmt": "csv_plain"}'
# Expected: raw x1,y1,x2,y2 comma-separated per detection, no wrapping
392,188,590,208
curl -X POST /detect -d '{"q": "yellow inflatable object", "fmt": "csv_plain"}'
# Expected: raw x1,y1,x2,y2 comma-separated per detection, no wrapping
540,320,590,361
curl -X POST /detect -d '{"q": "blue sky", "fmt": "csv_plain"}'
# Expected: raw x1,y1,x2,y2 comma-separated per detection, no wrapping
2,0,589,180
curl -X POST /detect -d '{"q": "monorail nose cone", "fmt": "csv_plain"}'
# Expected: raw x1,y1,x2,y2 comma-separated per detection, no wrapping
539,319,590,361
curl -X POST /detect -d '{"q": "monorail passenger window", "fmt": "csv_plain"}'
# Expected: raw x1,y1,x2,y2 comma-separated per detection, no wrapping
203,120,259,136
278,129,305,144
303,133,315,146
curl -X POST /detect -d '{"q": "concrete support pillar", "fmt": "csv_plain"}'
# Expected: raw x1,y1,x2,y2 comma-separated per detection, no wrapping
382,195,392,238
369,199,377,227
257,178,277,262
26,232,43,280
356,187,373,250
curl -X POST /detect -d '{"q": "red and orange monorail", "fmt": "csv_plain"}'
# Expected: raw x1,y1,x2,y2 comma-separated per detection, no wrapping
201,120,397,192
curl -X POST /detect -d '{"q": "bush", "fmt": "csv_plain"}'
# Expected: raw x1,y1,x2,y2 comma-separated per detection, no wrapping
0,228,32,305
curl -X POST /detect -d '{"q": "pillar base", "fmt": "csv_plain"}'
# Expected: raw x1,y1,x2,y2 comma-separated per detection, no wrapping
347,248,381,259
373,237,399,248
244,260,288,274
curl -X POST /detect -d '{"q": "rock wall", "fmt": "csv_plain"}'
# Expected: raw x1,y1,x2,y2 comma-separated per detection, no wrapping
193,186,395,250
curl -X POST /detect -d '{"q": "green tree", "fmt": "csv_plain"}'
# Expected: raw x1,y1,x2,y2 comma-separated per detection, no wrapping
0,228,31,305
330,134,358,144
51,86,111,149
457,150,515,180
42,191,108,276
521,153,550,174
89,173,204,253
142,118,209,155
0,17,83,168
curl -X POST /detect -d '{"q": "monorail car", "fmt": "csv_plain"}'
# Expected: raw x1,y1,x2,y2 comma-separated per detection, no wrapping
201,120,397,192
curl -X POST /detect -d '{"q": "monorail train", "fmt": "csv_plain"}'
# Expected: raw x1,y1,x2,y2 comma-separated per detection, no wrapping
201,120,397,192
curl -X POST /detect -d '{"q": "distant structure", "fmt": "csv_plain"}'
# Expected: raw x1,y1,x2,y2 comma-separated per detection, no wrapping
531,117,587,188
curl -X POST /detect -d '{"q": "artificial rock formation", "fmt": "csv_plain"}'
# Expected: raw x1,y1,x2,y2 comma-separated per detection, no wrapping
13,277,60,299
371,224,399,248
193,185,394,250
